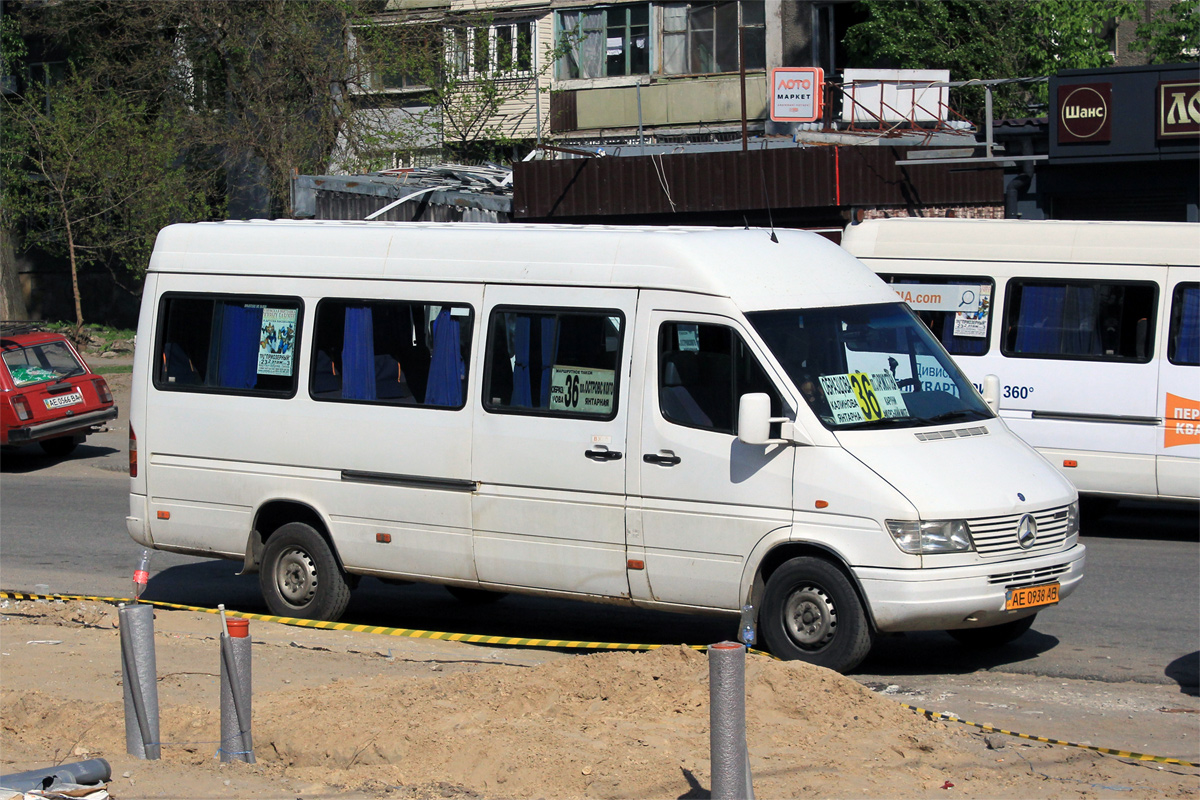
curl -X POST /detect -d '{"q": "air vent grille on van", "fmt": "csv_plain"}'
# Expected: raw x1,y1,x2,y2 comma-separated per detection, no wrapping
986,564,1070,588
969,505,1072,558
914,426,989,442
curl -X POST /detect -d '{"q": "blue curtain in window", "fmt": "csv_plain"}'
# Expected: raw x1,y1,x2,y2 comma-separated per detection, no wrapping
342,306,376,401
1060,285,1099,356
511,316,532,407
215,304,263,389
1178,287,1200,364
539,317,558,407
426,310,464,407
1014,286,1064,355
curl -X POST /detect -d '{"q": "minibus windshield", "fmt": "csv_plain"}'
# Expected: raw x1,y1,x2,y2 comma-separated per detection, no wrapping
748,303,993,430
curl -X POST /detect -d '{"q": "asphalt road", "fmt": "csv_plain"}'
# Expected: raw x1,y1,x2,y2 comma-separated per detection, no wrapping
1,430,1196,691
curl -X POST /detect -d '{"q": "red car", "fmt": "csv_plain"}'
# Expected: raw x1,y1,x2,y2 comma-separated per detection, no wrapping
1,325,118,457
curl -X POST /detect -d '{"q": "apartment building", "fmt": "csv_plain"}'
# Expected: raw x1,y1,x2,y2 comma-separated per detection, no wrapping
357,0,861,160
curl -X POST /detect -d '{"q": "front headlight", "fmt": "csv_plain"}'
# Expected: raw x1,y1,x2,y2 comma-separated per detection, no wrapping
886,519,975,554
1065,501,1080,545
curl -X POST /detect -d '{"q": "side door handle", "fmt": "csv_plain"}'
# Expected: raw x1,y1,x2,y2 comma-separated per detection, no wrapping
585,449,623,461
642,453,681,466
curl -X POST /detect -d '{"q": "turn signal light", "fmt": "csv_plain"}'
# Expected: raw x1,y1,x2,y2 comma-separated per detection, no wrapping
11,394,31,421
1063,460,1078,468
129,424,138,477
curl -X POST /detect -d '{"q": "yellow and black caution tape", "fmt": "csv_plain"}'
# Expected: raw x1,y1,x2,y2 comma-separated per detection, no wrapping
0,590,677,652
4,590,1196,768
902,703,1199,768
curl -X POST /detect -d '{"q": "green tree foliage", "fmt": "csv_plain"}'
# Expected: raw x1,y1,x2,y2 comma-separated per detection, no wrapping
1131,1,1199,63
844,0,1136,122
1,72,211,328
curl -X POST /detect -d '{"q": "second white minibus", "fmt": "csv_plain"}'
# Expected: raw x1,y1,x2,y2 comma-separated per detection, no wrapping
128,221,1085,673
843,217,1199,509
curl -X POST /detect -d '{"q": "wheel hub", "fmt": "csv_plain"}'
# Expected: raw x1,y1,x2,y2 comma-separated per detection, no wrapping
783,585,837,649
276,547,317,606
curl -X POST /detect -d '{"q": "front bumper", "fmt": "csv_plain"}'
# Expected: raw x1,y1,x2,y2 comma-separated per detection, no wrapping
6,405,118,444
858,543,1086,632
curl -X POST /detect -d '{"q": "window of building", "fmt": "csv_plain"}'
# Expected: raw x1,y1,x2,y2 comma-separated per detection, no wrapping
661,1,765,76
311,299,473,408
558,4,649,79
880,275,995,356
484,308,624,418
658,321,781,434
1002,279,1157,362
452,19,537,79
1168,283,1199,366
356,24,434,91
154,294,303,396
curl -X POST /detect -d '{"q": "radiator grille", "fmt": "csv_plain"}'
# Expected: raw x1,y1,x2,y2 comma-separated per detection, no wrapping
969,505,1072,559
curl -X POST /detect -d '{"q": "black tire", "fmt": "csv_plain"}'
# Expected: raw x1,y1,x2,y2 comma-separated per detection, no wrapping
445,585,508,604
39,436,78,457
948,613,1036,649
259,522,352,621
759,557,873,673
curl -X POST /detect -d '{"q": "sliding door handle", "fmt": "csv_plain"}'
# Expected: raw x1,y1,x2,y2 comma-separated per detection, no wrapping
642,453,681,466
585,449,623,461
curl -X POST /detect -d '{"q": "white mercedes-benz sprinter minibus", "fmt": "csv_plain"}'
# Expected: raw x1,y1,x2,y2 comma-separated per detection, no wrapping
128,221,1084,673
843,217,1199,509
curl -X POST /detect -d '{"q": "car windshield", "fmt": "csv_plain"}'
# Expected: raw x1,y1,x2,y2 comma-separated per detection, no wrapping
2,340,87,387
747,303,993,431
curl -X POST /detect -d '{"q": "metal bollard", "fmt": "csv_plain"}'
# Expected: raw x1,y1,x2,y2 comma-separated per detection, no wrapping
219,611,255,763
118,603,161,759
709,641,754,800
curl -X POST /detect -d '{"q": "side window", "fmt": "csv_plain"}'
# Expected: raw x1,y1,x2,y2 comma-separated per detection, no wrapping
155,294,302,396
1168,283,1199,366
1003,280,1157,362
880,274,994,356
658,322,781,434
483,307,623,419
310,299,473,409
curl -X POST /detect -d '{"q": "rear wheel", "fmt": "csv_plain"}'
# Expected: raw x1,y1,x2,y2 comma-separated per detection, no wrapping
947,614,1036,648
39,436,78,457
259,522,352,621
445,586,507,604
760,557,873,673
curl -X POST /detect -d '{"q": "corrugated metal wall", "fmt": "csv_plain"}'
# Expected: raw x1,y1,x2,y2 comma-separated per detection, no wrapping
315,190,508,223
513,146,1001,219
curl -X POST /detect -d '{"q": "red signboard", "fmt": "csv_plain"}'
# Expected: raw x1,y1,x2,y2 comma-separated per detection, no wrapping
1057,83,1112,144
1157,80,1200,139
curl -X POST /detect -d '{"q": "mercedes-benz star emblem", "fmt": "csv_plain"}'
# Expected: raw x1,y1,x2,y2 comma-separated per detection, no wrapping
1016,514,1038,549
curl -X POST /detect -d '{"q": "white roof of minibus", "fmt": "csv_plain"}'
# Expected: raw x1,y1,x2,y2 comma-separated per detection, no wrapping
149,220,897,312
841,217,1200,267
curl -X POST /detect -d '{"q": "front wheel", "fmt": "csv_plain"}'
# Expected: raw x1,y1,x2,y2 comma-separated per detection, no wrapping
259,522,352,621
947,614,1036,649
759,557,873,673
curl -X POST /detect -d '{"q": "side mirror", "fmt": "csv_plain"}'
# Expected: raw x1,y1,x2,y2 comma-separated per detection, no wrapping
982,374,1001,414
738,393,773,445
738,393,804,446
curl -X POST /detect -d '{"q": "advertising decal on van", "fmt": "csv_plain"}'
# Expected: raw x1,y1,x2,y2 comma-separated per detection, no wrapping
1165,393,1200,447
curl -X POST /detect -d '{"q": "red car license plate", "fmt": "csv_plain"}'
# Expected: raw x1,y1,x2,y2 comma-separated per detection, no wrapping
44,390,83,410
1006,582,1060,611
